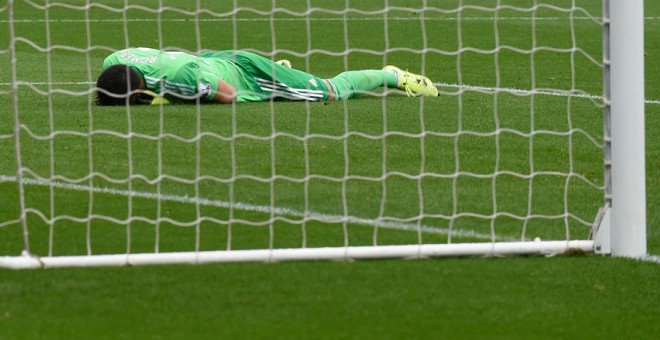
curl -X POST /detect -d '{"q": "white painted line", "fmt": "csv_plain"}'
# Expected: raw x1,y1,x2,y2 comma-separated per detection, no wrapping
0,175,505,241
3,16,660,24
5,80,658,105
639,255,660,264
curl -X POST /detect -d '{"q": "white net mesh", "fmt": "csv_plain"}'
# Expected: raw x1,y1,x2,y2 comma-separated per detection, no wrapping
0,0,605,267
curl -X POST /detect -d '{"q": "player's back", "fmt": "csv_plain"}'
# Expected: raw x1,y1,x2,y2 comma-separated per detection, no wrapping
103,47,210,97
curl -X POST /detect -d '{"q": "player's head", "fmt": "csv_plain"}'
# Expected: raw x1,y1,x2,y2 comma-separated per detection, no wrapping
95,65,144,106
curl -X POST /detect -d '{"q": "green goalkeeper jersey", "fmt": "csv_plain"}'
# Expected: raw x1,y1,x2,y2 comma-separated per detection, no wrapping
102,48,331,102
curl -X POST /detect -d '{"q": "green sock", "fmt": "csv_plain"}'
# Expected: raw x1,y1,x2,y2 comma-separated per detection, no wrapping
330,70,398,100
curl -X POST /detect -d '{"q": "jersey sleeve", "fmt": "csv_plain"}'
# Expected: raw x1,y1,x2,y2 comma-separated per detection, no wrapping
170,62,219,101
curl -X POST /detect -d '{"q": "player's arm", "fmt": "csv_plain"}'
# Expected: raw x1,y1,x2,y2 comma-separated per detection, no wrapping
176,63,235,104
211,78,236,104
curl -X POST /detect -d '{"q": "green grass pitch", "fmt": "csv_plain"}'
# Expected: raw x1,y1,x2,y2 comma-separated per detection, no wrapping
1,0,659,338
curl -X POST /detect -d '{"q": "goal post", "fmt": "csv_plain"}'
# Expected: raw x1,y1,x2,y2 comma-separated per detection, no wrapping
601,0,647,258
0,0,647,268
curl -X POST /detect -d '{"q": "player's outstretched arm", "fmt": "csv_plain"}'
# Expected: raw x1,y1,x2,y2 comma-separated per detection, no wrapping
212,78,236,104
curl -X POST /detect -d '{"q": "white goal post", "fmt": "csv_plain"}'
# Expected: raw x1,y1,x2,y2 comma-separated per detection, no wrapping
0,0,646,268
598,0,647,258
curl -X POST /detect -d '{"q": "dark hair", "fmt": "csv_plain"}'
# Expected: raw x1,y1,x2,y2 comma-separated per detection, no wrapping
95,65,143,106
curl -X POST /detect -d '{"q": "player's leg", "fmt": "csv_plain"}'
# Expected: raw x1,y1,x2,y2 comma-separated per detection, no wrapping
329,70,398,100
203,50,330,101
329,67,438,100
382,66,439,97
233,51,331,101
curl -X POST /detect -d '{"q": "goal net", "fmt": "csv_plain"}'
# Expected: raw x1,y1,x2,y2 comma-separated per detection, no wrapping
0,0,645,268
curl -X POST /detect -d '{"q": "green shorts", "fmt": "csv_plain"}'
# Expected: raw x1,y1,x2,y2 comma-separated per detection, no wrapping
200,50,332,102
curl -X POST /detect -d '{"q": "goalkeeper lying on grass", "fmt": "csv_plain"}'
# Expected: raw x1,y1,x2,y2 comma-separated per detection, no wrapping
95,47,438,106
